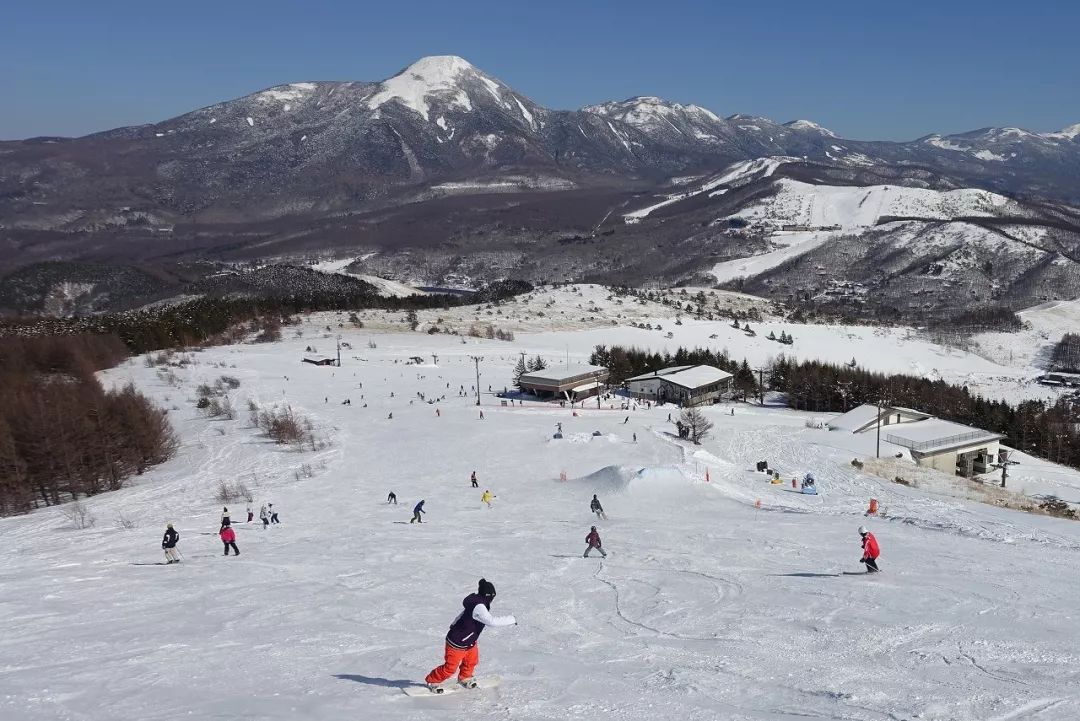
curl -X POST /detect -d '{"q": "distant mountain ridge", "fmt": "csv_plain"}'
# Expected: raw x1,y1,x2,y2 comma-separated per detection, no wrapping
4,55,1079,232
1,55,1079,321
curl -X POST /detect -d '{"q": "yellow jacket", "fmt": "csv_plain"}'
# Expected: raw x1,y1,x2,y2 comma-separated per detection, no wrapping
481,491,494,503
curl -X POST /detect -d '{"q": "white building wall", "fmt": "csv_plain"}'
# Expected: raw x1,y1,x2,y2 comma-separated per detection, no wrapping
627,378,664,398
915,440,1001,476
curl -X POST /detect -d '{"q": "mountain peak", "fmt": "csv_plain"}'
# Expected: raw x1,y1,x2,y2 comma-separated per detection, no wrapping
1045,122,1080,140
583,96,722,127
366,55,489,121
400,55,477,76
784,119,837,137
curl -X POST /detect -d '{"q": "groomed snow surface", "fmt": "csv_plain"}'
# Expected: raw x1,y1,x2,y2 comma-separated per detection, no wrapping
2,320,1080,721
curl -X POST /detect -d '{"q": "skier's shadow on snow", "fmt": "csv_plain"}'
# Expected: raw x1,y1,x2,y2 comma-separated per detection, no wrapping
770,572,841,578
333,674,423,690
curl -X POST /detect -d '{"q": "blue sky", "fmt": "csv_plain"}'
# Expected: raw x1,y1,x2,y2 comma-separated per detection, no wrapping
2,0,1078,141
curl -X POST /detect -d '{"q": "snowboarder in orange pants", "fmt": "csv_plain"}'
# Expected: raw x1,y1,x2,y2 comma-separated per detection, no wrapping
425,579,516,692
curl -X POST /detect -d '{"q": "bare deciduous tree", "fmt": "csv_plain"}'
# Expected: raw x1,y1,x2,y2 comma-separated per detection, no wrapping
679,407,714,445
63,500,96,529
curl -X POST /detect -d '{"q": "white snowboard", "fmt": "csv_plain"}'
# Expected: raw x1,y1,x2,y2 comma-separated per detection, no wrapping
402,676,501,697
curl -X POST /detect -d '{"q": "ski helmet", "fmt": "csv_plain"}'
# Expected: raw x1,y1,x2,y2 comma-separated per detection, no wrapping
858,525,868,535
478,578,496,598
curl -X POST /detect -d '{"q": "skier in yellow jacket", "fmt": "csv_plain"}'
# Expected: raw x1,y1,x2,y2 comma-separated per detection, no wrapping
481,490,495,509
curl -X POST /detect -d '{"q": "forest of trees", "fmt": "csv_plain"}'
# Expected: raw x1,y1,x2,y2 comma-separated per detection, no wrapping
0,280,533,356
0,334,178,516
1051,333,1080,374
592,345,1080,471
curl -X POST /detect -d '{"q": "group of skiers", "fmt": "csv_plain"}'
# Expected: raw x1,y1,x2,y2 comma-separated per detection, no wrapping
159,503,282,563
419,492,614,692
397,471,497,524
416,500,881,693
159,438,883,695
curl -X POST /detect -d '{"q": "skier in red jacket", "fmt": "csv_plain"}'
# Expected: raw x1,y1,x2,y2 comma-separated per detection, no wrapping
220,525,240,556
584,526,606,558
858,525,879,572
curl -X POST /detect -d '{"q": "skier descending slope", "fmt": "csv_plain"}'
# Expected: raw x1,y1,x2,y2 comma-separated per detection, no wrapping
584,526,607,558
161,523,180,564
220,525,240,556
859,526,880,572
590,494,607,520
411,500,426,524
425,579,516,693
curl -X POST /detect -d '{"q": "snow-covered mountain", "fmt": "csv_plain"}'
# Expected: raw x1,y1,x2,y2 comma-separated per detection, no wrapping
783,119,837,137
5,53,1079,234
1,54,1079,319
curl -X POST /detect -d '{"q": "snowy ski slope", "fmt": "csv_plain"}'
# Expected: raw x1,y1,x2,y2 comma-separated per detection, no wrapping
338,284,1066,405
732,179,1016,230
709,179,1036,282
2,321,1080,721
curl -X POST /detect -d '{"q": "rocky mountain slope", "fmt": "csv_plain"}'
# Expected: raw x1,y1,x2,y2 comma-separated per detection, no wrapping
1,55,1079,319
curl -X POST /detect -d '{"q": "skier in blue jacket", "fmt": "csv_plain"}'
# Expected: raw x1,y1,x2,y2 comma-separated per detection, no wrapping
411,500,426,523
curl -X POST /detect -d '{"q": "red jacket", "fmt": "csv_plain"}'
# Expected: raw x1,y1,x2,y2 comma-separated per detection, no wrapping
586,530,602,547
861,532,879,560
220,526,236,542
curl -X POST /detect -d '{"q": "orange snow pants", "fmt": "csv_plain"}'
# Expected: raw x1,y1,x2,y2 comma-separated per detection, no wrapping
425,642,479,684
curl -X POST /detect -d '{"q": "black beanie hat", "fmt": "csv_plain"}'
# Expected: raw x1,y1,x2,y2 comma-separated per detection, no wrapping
478,578,496,597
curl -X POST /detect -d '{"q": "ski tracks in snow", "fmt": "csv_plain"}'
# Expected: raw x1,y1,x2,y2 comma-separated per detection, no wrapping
590,561,745,642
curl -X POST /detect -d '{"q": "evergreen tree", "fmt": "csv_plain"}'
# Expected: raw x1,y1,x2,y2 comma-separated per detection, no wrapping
734,360,758,402
513,355,528,390
769,355,791,389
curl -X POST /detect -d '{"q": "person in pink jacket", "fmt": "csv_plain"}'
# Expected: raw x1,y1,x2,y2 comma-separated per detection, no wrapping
220,525,240,556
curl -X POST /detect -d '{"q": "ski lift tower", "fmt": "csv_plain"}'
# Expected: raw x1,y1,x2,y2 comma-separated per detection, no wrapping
875,397,889,458
469,355,484,406
989,448,1020,488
